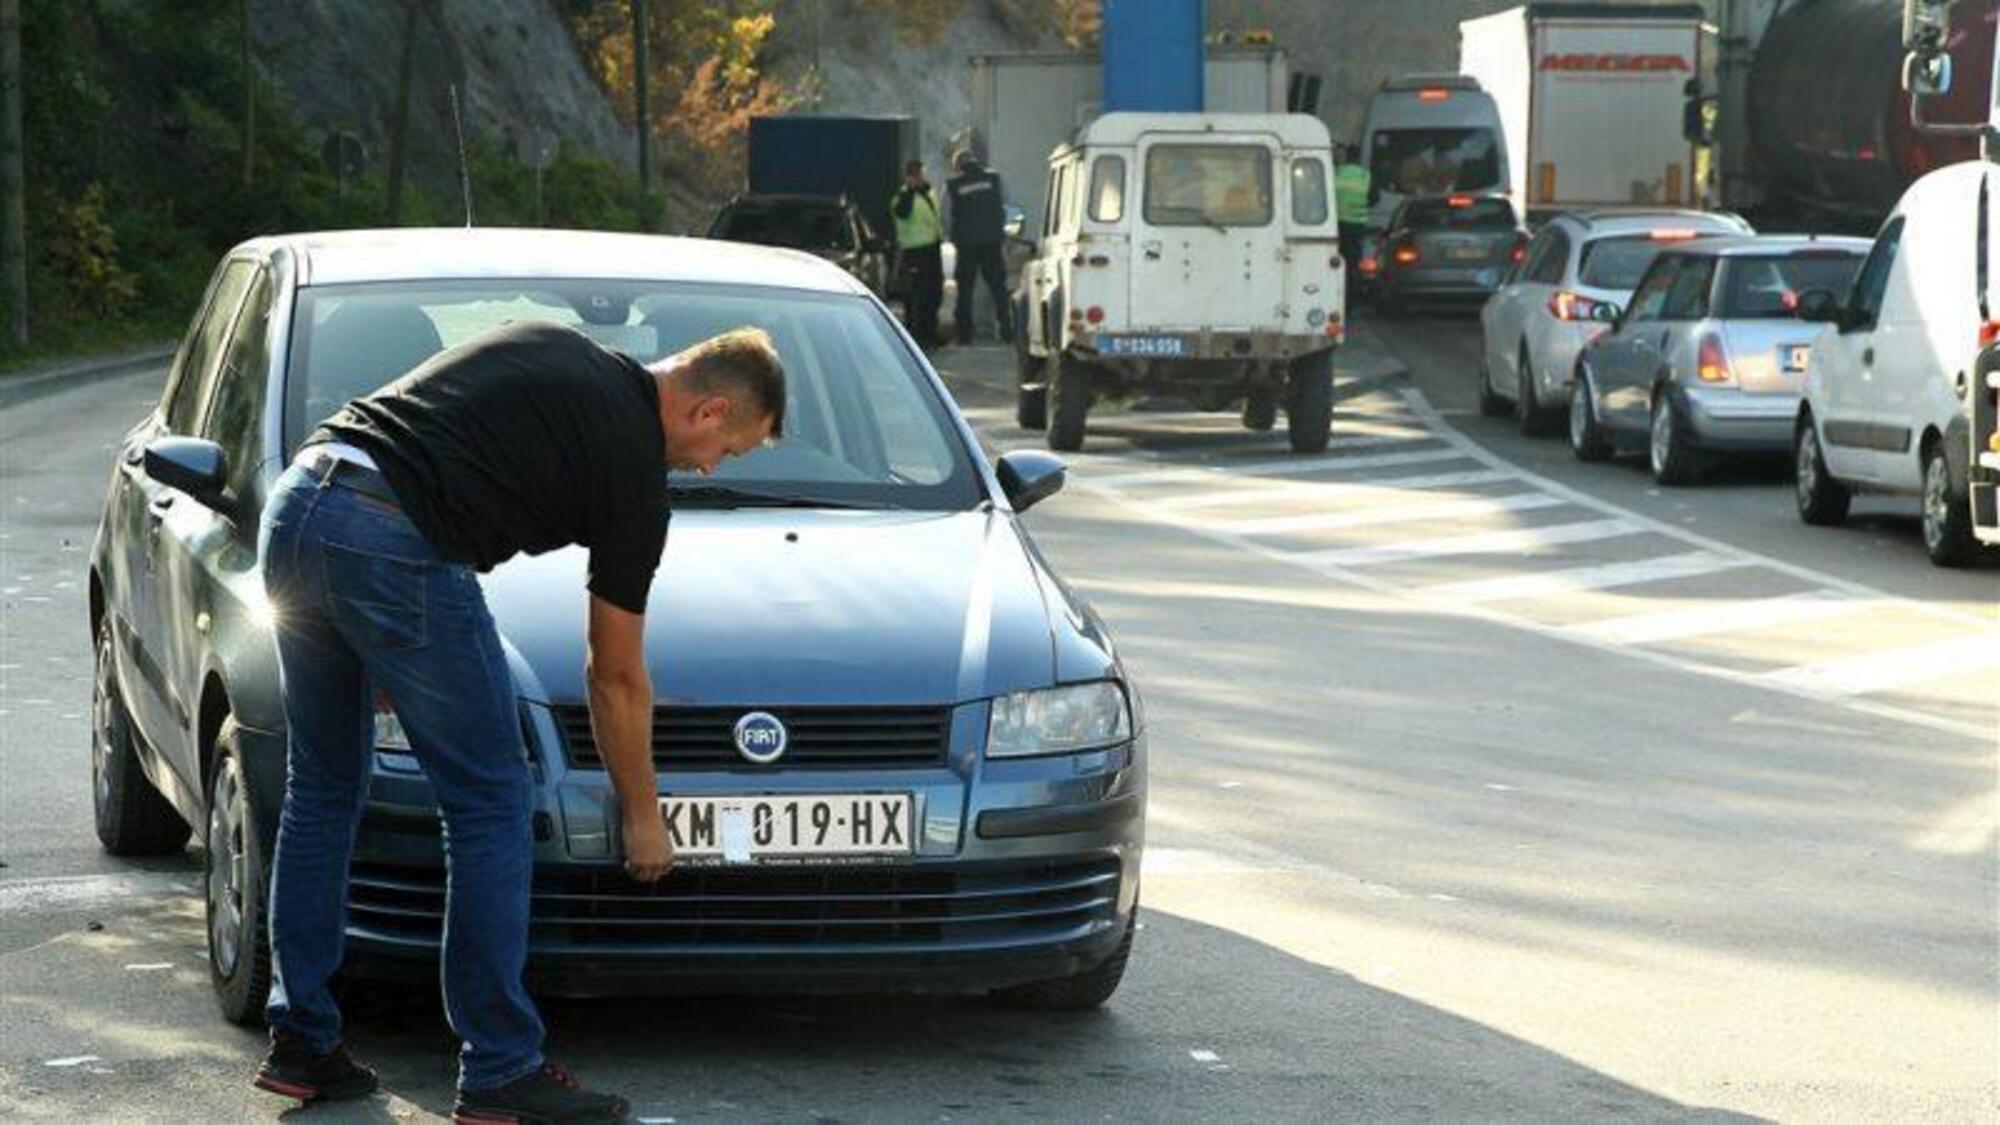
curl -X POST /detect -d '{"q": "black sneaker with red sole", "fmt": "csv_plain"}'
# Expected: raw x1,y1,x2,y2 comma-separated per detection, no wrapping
252,1032,379,1103
453,1061,629,1124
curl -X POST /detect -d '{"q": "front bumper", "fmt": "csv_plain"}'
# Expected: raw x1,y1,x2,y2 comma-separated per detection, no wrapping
1072,329,1339,364
1674,385,1800,452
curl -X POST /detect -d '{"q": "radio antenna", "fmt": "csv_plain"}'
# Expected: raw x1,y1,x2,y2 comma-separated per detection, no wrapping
449,84,474,227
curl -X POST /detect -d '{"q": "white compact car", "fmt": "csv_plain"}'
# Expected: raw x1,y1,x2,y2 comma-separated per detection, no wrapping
1479,209,1754,434
1792,161,2000,567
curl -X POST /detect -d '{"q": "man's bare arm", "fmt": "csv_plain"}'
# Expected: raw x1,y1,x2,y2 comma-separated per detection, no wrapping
586,594,672,881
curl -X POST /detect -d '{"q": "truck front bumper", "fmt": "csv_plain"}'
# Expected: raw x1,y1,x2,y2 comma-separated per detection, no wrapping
1073,328,1341,364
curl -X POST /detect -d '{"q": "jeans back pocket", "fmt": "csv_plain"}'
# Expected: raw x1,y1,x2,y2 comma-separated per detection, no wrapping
320,541,428,651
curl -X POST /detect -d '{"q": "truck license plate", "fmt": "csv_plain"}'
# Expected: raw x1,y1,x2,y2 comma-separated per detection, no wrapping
660,793,914,861
1101,335,1188,358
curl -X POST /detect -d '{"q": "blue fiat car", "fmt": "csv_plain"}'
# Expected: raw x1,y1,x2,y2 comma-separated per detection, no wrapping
86,229,1145,1024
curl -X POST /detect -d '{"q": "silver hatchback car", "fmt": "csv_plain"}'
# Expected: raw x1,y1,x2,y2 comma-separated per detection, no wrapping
1568,235,1870,483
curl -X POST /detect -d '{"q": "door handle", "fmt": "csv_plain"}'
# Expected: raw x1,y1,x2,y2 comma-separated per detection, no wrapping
148,494,176,518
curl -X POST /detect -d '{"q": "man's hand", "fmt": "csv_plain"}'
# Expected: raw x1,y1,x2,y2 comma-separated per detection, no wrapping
621,799,674,882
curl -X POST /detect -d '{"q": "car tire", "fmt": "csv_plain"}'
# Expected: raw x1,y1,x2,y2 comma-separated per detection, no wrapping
91,615,191,856
1568,368,1613,463
1286,349,1334,454
1016,384,1048,431
1794,415,1852,526
993,910,1136,1010
1515,349,1555,437
1648,390,1701,485
1048,353,1091,453
1242,384,1279,431
1477,355,1508,418
1921,439,1980,568
207,718,273,1026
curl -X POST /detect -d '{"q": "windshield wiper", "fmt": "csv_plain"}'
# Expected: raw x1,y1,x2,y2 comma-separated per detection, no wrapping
667,482,896,511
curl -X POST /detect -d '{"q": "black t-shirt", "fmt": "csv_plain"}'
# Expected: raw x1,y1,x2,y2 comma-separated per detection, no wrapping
312,321,669,614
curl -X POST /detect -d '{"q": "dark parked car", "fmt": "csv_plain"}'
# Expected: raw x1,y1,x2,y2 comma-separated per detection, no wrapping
1374,193,1527,315
88,228,1145,1025
707,193,895,297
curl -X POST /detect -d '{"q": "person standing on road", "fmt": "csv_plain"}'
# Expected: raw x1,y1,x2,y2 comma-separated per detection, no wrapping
892,158,945,348
946,151,1013,346
1334,144,1372,283
253,323,784,1123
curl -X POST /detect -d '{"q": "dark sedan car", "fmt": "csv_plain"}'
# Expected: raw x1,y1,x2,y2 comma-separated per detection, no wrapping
88,228,1145,1025
1374,193,1527,315
707,193,895,297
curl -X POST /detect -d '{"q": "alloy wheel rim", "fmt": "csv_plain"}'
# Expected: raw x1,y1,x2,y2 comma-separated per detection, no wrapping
1570,380,1590,446
207,761,245,976
1797,431,1819,502
1923,455,1949,549
1651,403,1672,474
92,629,116,810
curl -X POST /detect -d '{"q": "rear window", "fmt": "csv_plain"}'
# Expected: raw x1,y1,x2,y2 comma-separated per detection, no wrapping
1578,237,1677,290
1400,197,1516,230
1144,144,1273,228
1717,253,1866,318
712,205,853,251
1368,128,1502,195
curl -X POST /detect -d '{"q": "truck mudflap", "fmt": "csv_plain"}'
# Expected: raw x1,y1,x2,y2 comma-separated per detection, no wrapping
1073,328,1340,365
1973,344,1999,545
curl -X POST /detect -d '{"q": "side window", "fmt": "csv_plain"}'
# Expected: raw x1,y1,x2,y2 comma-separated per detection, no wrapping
1529,228,1572,284
1846,216,1904,331
1660,256,1717,320
1626,257,1682,321
1289,157,1329,225
1088,155,1126,223
1041,166,1062,239
163,260,255,433
201,270,274,500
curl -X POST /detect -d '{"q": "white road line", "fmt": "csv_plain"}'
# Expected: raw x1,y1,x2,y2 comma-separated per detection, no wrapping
1299,518,1644,568
1088,447,1464,490
1212,491,1565,536
1565,590,1866,646
0,872,192,913
1762,632,2000,698
1149,468,1518,512
1422,550,1751,604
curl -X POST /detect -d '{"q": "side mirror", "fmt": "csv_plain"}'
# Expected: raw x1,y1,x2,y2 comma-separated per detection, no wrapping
995,449,1066,512
1794,289,1841,323
144,436,231,513
1592,302,1622,324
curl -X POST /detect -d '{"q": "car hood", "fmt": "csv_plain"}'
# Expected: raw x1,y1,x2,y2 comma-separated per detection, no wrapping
480,509,1104,707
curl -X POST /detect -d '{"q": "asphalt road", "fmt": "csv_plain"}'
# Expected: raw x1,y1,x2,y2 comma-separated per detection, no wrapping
0,324,1993,1122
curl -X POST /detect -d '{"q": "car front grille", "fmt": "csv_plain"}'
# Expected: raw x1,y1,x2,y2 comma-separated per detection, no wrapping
551,704,950,770
347,857,1121,951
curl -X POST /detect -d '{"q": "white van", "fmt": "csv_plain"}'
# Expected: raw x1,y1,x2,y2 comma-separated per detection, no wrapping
1358,75,1507,232
1015,112,1346,453
1793,160,2000,566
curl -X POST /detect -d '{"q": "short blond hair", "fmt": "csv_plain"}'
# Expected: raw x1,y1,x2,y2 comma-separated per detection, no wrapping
678,327,787,436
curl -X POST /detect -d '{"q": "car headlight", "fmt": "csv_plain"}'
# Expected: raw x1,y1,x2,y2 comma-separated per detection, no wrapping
987,681,1132,758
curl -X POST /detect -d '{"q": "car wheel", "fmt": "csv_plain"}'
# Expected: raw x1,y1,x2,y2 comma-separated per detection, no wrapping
1016,384,1048,431
1648,391,1701,485
1286,349,1334,454
1921,440,1979,568
207,717,273,1026
1515,349,1555,436
1794,416,1852,526
92,615,191,856
1568,368,1613,462
1242,384,1278,431
993,910,1136,1010
1477,354,1508,418
1048,353,1091,453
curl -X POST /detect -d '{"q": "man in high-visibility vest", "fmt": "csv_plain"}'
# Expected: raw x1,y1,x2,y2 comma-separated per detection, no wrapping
1334,145,1372,283
891,159,945,347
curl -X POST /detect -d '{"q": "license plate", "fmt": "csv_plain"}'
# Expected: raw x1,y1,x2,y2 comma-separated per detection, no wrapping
1784,345,1812,372
659,793,914,861
1446,245,1487,261
1100,335,1187,358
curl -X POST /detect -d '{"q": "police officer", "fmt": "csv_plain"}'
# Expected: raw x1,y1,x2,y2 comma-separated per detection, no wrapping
1334,144,1372,282
891,159,944,347
946,151,1012,346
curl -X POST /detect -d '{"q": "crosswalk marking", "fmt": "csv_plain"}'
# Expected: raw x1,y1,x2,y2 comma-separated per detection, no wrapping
1761,632,2000,698
1212,491,1565,537
1421,550,1751,604
1149,468,1518,512
1564,591,1867,647
1299,518,1644,568
1089,447,1464,490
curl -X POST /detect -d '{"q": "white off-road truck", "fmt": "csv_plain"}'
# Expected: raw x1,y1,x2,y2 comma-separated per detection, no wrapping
1014,112,1347,453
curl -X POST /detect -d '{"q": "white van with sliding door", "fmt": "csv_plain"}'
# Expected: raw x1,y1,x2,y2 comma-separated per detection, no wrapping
1793,160,2000,567
1358,75,1508,232
1015,112,1346,454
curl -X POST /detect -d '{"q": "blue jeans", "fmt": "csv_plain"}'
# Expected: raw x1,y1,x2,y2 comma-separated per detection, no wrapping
258,460,544,1091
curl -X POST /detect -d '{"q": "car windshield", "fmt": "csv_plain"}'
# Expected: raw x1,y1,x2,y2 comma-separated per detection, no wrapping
1579,236,1689,290
1717,253,1865,319
1400,197,1515,230
1368,128,1501,195
713,205,853,251
284,280,981,510
1143,144,1273,227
